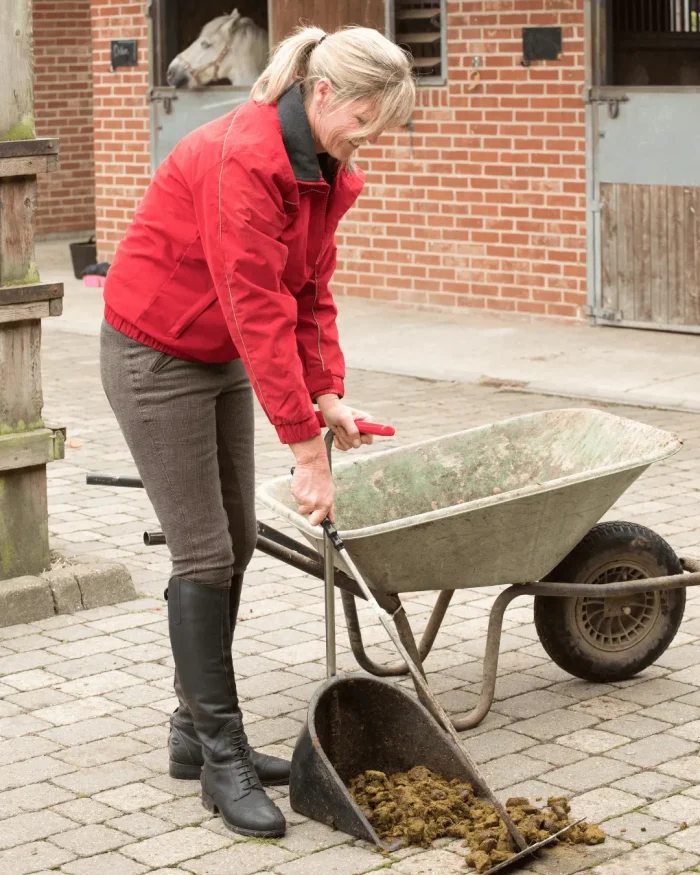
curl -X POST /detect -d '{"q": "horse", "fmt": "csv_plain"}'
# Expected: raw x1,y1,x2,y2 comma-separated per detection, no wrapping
166,10,268,88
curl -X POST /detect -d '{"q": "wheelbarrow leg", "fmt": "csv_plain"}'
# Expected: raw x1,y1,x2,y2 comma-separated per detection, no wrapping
340,588,455,677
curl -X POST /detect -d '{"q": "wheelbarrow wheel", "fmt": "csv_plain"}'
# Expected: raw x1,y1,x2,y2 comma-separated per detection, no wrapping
533,521,685,683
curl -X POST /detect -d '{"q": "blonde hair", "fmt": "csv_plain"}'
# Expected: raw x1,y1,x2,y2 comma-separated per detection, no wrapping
251,25,415,140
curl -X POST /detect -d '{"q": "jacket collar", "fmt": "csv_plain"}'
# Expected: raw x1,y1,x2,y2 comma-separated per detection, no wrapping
277,82,325,183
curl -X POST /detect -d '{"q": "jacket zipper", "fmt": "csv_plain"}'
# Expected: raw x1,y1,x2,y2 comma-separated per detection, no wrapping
312,187,331,373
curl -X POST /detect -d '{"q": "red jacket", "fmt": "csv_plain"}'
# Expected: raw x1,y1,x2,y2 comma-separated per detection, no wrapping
103,84,364,443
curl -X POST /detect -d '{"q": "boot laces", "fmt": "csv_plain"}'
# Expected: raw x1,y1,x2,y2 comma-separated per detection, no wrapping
229,724,258,790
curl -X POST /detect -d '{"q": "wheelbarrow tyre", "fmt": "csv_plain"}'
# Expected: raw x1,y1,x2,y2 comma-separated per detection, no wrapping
533,521,685,683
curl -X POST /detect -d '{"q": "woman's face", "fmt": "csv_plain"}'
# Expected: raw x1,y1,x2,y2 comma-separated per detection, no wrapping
309,82,381,162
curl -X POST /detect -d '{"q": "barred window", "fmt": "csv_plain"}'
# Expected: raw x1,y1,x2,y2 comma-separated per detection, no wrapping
388,0,446,84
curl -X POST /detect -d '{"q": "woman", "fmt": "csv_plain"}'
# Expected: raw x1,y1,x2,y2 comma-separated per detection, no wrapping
100,25,415,838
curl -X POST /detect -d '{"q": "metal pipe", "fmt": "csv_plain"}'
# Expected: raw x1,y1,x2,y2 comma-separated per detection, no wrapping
324,429,336,679
86,474,144,488
340,587,455,677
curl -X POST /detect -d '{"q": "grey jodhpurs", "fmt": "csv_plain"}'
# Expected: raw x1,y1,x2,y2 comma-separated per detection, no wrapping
100,320,257,587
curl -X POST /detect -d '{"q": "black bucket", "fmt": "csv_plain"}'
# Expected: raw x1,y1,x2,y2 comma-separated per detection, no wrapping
289,673,489,851
69,237,97,280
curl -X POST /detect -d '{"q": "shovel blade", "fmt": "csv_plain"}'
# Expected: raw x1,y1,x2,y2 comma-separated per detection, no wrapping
480,820,584,875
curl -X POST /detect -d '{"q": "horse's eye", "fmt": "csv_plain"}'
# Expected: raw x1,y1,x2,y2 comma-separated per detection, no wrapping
201,40,212,49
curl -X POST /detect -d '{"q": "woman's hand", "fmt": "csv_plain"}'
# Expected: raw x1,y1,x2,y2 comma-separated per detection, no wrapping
289,435,335,525
316,394,374,451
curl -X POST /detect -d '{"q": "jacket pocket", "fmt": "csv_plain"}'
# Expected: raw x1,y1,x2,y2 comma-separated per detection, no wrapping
169,287,218,339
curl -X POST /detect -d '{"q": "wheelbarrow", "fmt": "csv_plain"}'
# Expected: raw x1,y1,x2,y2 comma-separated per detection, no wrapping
87,407,700,872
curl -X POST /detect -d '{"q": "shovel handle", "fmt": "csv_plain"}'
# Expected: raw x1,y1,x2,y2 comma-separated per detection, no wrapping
315,411,395,437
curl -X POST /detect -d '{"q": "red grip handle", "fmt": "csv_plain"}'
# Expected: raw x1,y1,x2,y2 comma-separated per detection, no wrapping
315,411,395,437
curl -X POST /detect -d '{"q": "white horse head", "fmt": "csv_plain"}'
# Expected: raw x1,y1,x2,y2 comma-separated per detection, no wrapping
167,9,268,88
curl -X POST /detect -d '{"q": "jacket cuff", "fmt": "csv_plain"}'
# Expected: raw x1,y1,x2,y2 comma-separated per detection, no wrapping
306,370,345,401
275,414,322,445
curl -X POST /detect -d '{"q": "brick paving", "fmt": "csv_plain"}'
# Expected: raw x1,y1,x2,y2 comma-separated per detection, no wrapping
2,328,700,873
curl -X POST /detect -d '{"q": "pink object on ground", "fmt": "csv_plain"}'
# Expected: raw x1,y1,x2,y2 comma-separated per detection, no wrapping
83,275,106,288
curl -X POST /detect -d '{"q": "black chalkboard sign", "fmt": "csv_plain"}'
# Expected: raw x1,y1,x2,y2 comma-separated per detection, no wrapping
522,27,562,64
111,39,138,70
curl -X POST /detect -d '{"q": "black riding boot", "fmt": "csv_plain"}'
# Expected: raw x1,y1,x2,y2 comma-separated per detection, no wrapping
167,576,286,838
168,574,291,785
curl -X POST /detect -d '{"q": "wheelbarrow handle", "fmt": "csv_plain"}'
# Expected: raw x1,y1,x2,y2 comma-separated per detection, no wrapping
315,411,395,437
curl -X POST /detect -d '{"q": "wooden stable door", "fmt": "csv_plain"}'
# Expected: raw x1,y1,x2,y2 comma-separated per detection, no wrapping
268,0,386,44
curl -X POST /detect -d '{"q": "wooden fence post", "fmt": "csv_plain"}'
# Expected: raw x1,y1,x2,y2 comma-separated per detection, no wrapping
0,0,65,579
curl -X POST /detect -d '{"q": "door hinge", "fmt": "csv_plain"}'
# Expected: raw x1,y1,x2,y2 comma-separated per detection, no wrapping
587,305,623,322
589,200,602,213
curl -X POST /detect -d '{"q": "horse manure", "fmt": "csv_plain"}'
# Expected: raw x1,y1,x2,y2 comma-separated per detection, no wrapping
348,769,605,872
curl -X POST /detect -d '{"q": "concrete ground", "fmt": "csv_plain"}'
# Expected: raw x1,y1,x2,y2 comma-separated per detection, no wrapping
1,242,700,873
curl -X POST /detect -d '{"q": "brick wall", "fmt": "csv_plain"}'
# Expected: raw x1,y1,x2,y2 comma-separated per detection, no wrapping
91,0,150,261
334,0,588,319
34,0,96,237
90,0,587,318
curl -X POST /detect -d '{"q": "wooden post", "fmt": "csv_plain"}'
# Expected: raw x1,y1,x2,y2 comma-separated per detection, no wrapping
0,0,65,580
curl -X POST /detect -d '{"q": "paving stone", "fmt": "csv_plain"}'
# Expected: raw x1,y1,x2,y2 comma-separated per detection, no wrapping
612,679,698,707
568,788,645,824
492,691,575,720
612,771,691,800
276,844,385,875
183,841,296,874
116,706,168,728
596,714,672,739
543,757,638,792
52,798,121,825
50,652,135,680
667,825,700,855
521,744,587,766
391,848,469,874
94,782,173,812
659,754,700,782
148,795,210,827
277,818,352,853
480,753,550,791
568,696,641,721
0,810,76,850
602,812,676,844
588,842,698,875
33,695,124,726
106,812,174,839
0,668,64,691
645,793,700,825
52,823,132,855
120,826,230,867
0,782,74,819
53,735,151,767
0,575,55,627
510,709,598,741
0,840,75,875
105,683,168,707
39,715,135,746
607,733,698,767
0,713,53,737
669,719,700,742
558,729,629,754
0,735,60,766
56,669,140,698
53,761,153,795
496,779,570,805
4,686,72,710
526,837,634,874
0,649,62,676
0,754,75,791
461,728,536,764
61,852,149,875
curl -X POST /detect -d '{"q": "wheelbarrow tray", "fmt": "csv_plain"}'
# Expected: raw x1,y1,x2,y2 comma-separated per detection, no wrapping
257,408,681,593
